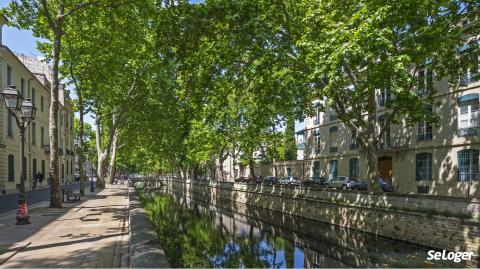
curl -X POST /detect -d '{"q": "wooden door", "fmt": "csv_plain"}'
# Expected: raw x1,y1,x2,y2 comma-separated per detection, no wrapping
378,156,392,181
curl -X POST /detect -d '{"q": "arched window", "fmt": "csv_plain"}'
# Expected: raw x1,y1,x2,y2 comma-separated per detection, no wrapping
8,154,15,182
416,153,432,181
457,149,479,182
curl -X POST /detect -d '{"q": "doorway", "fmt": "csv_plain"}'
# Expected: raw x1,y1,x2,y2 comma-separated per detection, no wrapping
378,156,392,181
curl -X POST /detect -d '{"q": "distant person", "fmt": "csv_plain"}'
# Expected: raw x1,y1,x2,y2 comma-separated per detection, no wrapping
36,171,43,187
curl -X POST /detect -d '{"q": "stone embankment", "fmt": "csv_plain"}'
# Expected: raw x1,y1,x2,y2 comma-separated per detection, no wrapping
164,179,480,255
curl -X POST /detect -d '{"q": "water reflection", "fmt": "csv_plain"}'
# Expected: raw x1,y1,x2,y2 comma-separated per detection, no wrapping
142,189,464,268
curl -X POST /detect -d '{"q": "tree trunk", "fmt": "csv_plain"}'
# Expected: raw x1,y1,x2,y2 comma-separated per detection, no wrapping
107,132,118,184
49,28,63,208
364,144,380,191
78,90,85,196
249,158,255,178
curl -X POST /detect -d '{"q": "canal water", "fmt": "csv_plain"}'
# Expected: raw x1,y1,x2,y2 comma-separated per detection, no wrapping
141,188,466,268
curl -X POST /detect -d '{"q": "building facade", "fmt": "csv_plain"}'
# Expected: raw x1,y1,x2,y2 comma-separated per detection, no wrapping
0,16,75,195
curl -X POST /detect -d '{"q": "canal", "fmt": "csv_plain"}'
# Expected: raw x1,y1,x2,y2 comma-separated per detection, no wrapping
140,187,466,268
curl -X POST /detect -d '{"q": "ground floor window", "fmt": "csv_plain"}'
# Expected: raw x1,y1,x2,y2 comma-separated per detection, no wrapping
458,149,479,182
8,154,14,182
349,158,359,179
329,160,338,179
287,167,292,176
313,161,320,178
416,153,432,181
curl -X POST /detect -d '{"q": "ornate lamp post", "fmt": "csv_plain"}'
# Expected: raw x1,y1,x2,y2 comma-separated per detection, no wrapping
2,85,36,225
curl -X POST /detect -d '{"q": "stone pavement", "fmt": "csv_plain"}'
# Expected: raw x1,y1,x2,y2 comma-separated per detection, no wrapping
0,184,130,268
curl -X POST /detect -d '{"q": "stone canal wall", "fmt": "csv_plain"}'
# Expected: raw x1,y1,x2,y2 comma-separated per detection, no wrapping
164,179,480,254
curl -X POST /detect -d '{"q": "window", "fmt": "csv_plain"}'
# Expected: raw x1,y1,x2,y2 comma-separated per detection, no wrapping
32,123,36,145
458,43,479,86
378,115,391,148
32,88,36,106
41,96,44,111
416,153,432,181
287,167,292,176
417,106,433,141
8,154,14,182
457,94,479,137
62,164,65,180
7,65,12,85
417,69,433,96
349,158,359,179
7,111,13,137
379,88,391,107
329,126,338,153
350,131,359,150
21,78,25,96
41,126,45,148
329,160,338,180
33,159,37,181
313,161,321,178
457,149,479,182
329,111,338,121
41,160,45,178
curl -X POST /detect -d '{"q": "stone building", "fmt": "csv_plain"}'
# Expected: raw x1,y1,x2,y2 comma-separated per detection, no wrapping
266,68,479,199
0,15,75,195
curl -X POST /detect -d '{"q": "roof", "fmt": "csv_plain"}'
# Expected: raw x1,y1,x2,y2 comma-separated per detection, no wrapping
0,45,50,94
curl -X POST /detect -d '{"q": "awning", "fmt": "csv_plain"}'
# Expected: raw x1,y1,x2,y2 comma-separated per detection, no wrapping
457,93,479,103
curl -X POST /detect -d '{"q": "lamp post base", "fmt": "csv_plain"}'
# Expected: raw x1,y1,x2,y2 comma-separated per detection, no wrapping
16,217,31,225
15,202,30,225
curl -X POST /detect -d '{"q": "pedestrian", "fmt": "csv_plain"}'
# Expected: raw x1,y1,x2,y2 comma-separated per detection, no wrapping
36,171,43,187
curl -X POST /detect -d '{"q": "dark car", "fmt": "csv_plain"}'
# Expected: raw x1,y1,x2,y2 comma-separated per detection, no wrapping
74,174,80,181
263,176,278,185
301,177,327,187
378,178,395,192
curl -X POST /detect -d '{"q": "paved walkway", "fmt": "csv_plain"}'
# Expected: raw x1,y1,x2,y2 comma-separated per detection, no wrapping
0,184,129,268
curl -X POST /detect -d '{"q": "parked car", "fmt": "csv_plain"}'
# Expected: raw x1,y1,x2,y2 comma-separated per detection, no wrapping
349,179,368,190
279,176,300,186
325,176,359,190
378,177,395,192
301,177,327,187
255,176,264,184
263,176,278,185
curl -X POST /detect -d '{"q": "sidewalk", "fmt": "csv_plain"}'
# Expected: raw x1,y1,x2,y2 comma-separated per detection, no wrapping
0,184,130,268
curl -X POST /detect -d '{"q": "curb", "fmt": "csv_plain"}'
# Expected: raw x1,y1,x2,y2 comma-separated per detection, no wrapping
129,188,170,268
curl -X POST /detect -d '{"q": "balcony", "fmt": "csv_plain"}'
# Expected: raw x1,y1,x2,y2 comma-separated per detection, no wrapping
460,73,478,87
312,129,321,136
314,148,321,154
416,133,433,141
379,136,410,151
458,127,479,137
329,146,338,153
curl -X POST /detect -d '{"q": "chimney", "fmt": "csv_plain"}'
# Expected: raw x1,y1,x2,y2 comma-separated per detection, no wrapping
0,14,8,46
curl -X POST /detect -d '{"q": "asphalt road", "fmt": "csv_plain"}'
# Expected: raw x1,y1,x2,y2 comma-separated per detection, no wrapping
0,183,83,214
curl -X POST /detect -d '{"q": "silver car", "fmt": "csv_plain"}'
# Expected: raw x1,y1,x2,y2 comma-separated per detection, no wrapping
325,176,356,190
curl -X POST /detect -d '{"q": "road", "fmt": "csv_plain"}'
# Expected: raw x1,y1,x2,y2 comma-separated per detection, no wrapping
0,183,84,214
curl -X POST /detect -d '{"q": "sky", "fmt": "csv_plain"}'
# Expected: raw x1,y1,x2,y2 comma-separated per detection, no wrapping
0,0,304,132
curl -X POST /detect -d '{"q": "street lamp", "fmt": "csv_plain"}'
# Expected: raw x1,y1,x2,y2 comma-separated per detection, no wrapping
1,85,36,225
89,147,95,192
